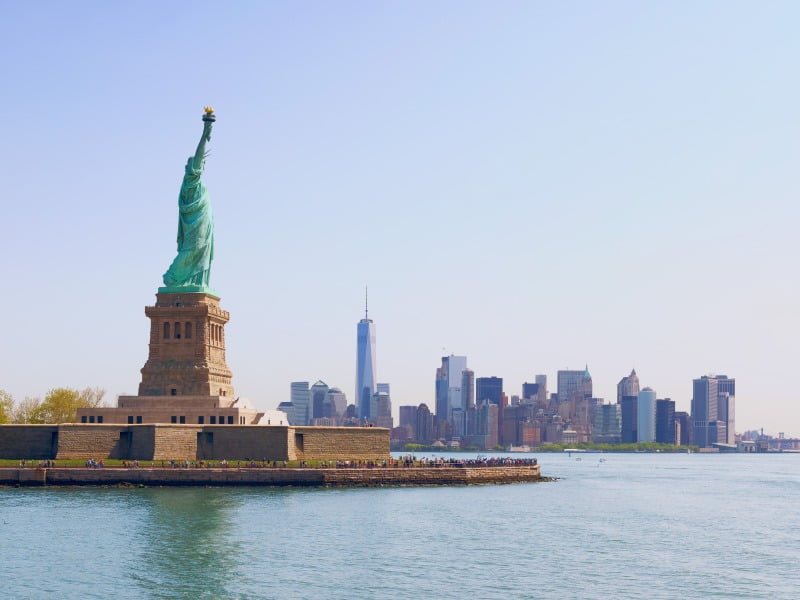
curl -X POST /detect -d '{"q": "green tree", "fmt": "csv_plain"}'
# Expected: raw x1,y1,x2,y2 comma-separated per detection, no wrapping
0,389,13,424
12,396,43,423
36,387,107,423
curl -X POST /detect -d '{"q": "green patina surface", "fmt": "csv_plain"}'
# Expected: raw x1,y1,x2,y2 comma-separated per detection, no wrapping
160,110,217,295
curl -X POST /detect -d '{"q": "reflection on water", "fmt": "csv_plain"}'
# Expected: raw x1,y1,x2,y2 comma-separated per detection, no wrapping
126,489,246,599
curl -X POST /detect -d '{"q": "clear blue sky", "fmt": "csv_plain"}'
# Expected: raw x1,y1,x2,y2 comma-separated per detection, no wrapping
2,1,799,436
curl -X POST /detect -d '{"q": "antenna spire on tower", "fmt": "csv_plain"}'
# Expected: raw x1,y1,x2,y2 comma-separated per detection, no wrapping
365,285,368,320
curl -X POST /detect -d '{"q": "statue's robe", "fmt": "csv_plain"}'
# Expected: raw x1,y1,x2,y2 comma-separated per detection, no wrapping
163,156,214,288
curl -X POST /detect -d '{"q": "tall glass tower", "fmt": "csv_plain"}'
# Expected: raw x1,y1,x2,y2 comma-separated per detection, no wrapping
356,289,376,420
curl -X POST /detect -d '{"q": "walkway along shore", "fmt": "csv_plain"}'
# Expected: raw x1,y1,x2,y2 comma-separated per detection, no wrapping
0,463,543,487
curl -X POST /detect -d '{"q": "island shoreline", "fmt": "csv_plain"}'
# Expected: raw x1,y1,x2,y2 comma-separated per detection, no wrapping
0,465,544,487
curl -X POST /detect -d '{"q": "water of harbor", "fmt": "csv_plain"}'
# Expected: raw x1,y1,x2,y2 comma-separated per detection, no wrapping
1,452,797,599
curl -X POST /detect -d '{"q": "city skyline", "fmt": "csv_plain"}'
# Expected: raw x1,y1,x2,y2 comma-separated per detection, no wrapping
2,3,799,436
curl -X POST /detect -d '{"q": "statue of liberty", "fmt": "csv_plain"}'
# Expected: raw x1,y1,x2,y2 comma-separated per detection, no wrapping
161,107,217,294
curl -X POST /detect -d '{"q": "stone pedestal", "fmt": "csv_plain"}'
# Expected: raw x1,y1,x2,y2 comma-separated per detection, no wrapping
78,292,264,425
139,292,234,398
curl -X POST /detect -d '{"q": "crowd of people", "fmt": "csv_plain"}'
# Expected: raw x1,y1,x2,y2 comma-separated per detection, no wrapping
395,456,538,468
18,456,537,469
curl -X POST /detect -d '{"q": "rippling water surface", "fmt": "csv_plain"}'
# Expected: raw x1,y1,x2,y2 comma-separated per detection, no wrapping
1,453,798,599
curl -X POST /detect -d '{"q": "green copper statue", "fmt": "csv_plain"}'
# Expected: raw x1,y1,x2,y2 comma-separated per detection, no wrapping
160,107,217,294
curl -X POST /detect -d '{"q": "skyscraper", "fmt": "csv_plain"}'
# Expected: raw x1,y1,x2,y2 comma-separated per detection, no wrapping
617,369,640,403
637,387,657,442
327,387,347,422
290,381,310,425
674,411,691,446
655,398,676,444
522,382,540,401
415,403,433,443
435,355,468,419
476,377,503,405
399,405,417,429
373,390,393,429
592,403,622,444
356,291,376,420
692,374,735,447
462,370,475,411
310,380,329,421
620,395,638,443
535,375,548,403
557,367,592,403
716,376,736,445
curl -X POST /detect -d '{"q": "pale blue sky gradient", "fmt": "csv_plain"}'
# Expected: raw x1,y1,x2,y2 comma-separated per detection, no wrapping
2,2,799,435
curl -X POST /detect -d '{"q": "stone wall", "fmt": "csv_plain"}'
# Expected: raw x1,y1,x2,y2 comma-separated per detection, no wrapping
0,424,390,461
55,424,130,459
293,426,389,461
206,426,290,461
0,426,57,459
130,426,156,460
152,425,201,460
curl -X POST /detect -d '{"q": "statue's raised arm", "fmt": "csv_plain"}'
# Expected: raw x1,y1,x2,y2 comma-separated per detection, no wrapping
193,106,215,166
160,108,217,294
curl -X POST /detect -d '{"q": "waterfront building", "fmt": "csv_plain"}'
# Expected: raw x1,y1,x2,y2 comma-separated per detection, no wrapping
716,376,736,445
718,393,735,445
592,403,622,444
674,411,691,446
692,375,734,447
356,294,376,420
637,388,657,442
655,398,676,444
617,369,640,403
620,396,638,443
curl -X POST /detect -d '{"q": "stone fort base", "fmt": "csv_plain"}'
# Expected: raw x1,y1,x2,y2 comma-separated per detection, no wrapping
0,424,389,462
78,395,264,427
